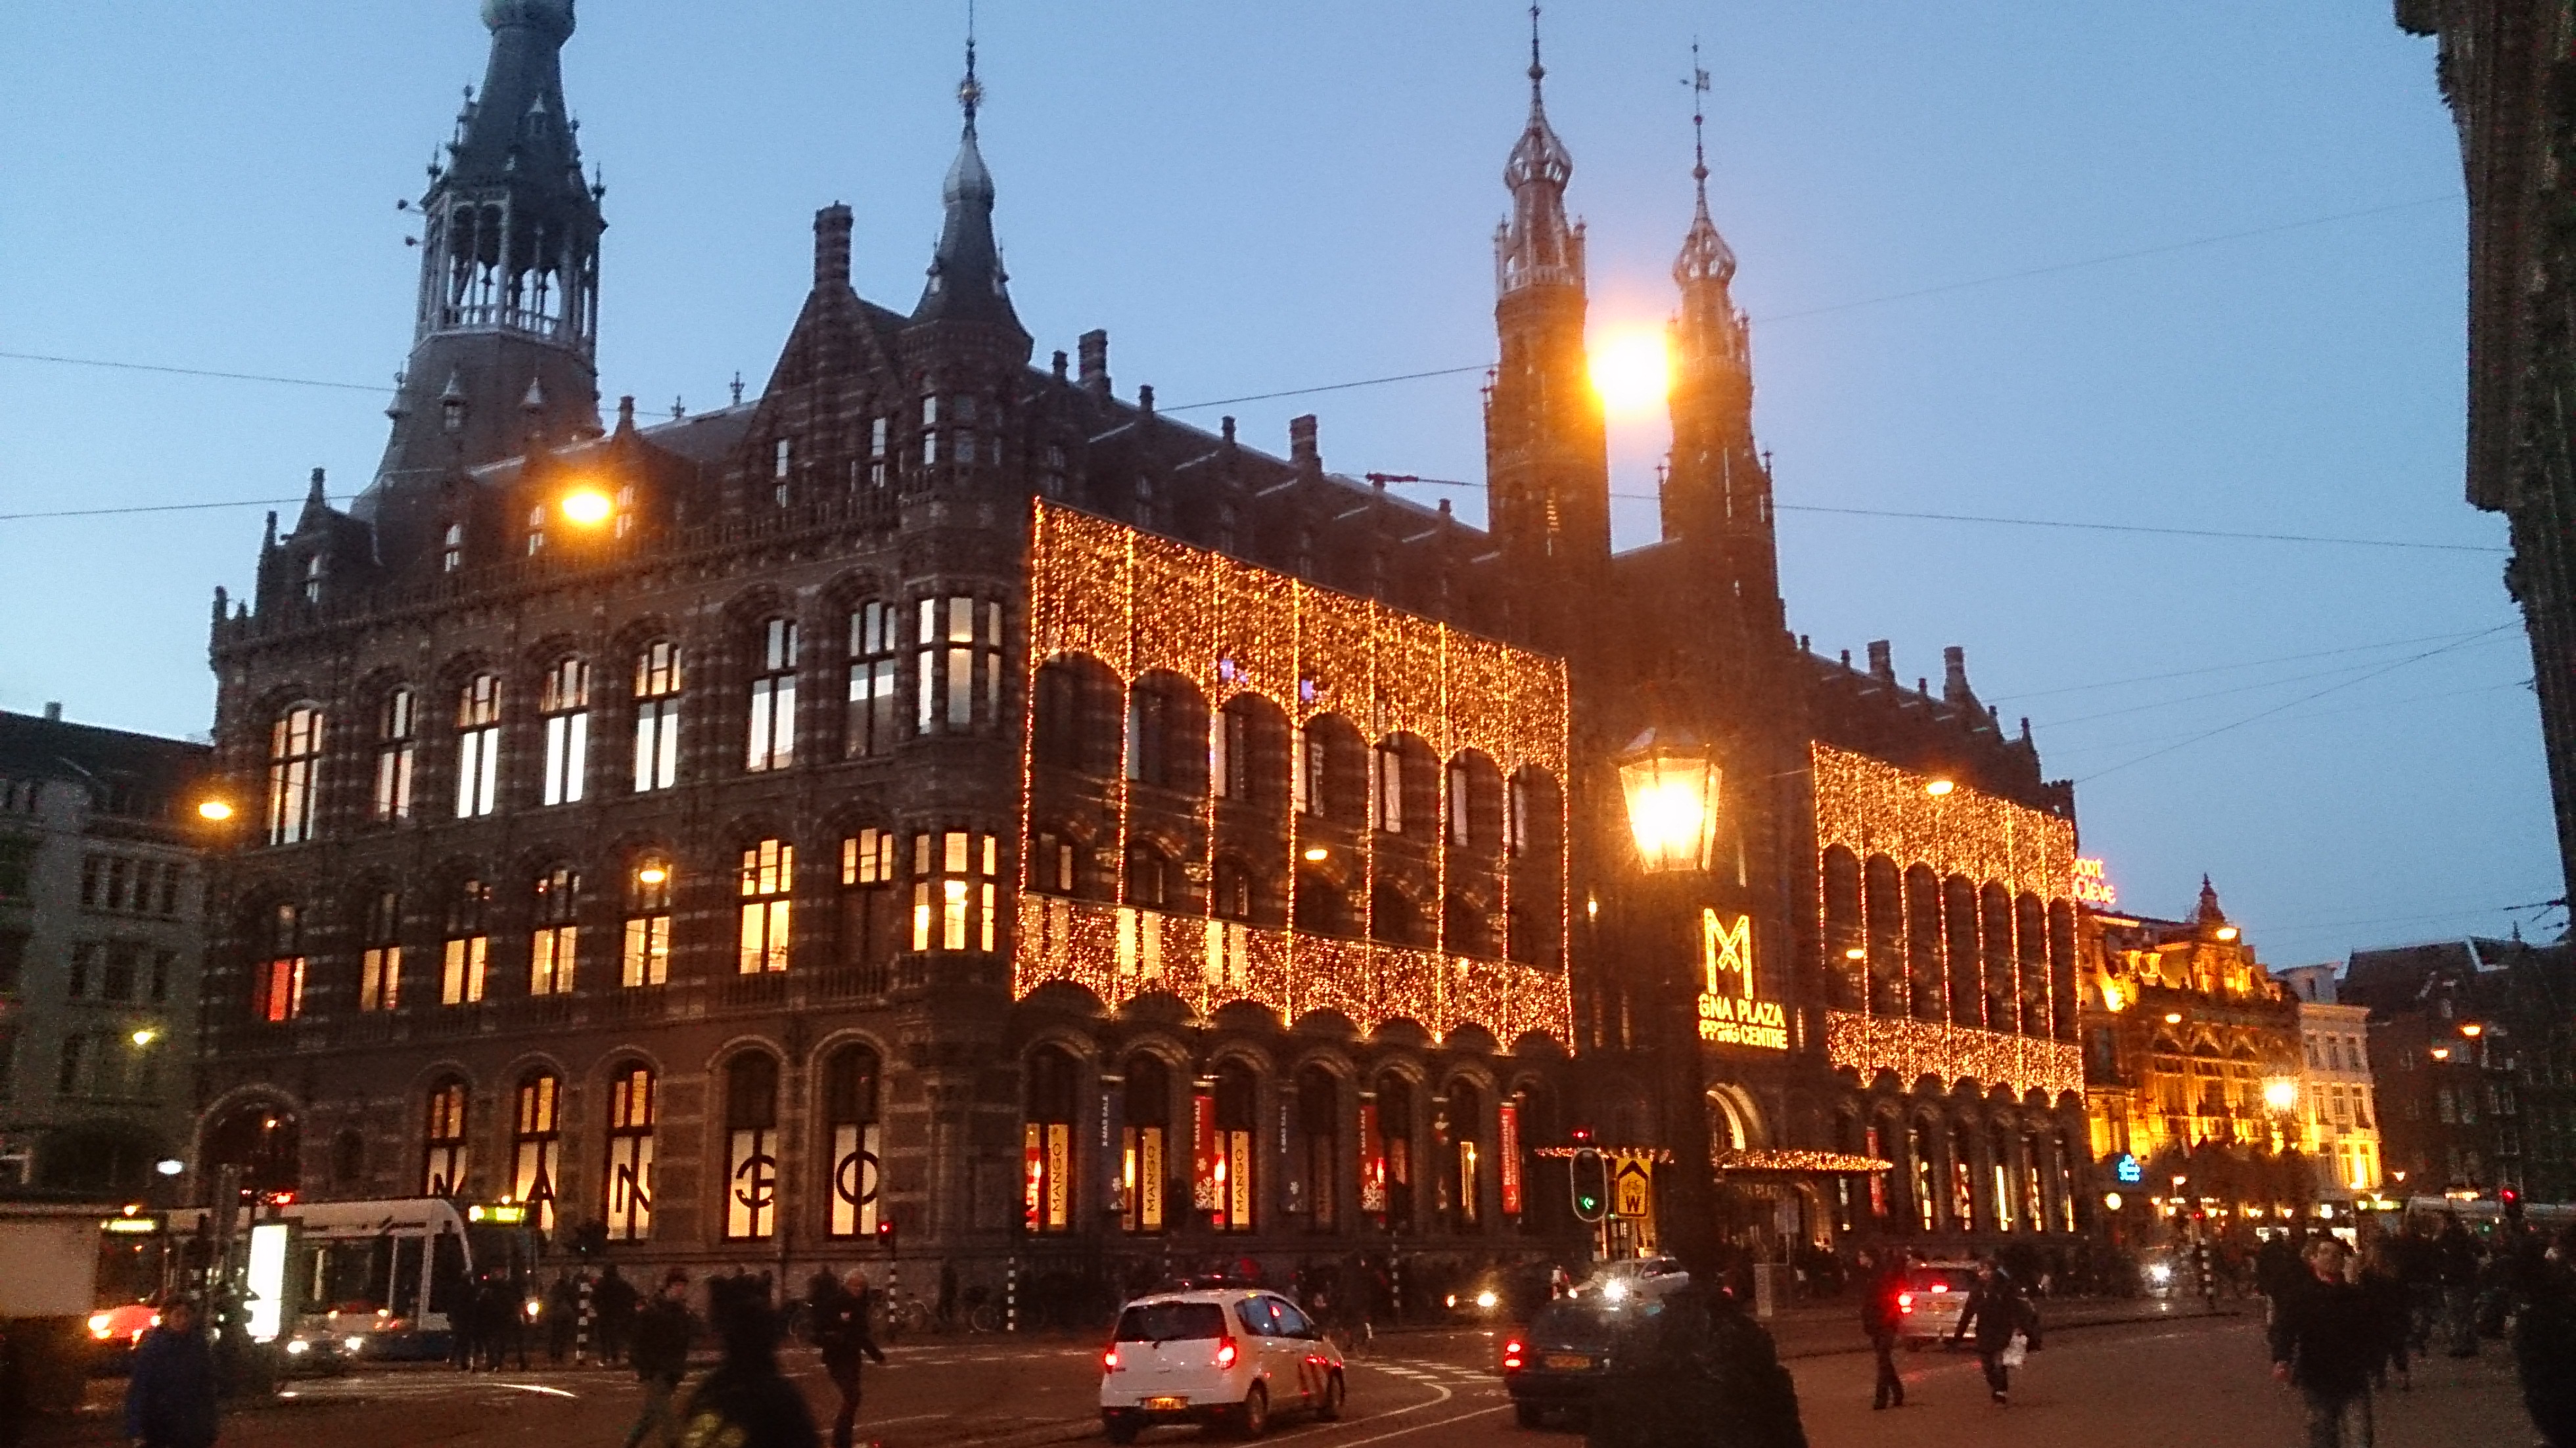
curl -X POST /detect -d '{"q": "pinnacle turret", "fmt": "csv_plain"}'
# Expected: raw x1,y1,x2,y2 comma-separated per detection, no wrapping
911,27,1026,338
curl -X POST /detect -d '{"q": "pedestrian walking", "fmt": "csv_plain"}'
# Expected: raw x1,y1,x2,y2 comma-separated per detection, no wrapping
2270,1237,2378,1448
679,1273,821,1448
124,1298,219,1448
547,1269,580,1364
597,1263,640,1366
2512,1224,2576,1448
814,1269,888,1448
1948,1261,2039,1407
2435,1214,2481,1357
622,1269,695,1448
2357,1239,2412,1392
2395,1222,2439,1354
1858,1250,1908,1411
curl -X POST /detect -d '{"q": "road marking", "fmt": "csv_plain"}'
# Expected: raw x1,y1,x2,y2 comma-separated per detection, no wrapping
1317,1404,1510,1448
497,1383,579,1399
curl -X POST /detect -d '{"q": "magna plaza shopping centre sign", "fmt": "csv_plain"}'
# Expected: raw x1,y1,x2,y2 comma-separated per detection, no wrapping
1696,910,1789,1050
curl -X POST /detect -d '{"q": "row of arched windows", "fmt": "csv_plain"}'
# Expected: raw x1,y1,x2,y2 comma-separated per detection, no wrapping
1829,1106,2082,1236
1820,847,2077,1040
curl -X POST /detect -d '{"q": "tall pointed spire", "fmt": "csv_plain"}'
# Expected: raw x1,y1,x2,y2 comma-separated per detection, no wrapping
912,3,1026,337
1496,3,1582,296
1672,42,1736,290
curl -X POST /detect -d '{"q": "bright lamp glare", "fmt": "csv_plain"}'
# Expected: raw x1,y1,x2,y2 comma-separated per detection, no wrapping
2263,1080,2298,1110
196,800,233,822
1626,780,1707,864
1588,330,1670,414
561,488,614,526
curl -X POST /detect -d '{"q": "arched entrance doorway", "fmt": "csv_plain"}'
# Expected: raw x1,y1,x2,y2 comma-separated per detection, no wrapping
200,1101,300,1198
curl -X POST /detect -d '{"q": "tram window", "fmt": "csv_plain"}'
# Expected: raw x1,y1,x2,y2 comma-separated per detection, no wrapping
427,1232,469,1317
391,1236,424,1322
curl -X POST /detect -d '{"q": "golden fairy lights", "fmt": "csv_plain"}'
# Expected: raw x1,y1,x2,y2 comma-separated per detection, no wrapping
1016,502,1572,1044
1823,1012,2084,1100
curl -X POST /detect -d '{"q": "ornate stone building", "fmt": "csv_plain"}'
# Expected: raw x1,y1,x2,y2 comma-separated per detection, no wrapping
195,2,2092,1290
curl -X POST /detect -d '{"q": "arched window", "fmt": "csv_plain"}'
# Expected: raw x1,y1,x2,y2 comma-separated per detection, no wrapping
454,674,502,818
2020,1127,2047,1232
1443,892,1493,959
442,877,491,1005
1944,876,1981,1026
1990,1123,2018,1231
1121,1054,1170,1233
1980,884,2017,1033
746,618,798,773
511,1071,562,1230
825,1045,883,1238
1950,1122,1977,1229
538,658,589,806
1294,869,1349,938
530,866,579,995
1024,1046,1078,1234
633,641,683,792
1298,1066,1339,1231
1295,716,1364,821
1210,857,1254,922
1366,1074,1414,1229
1822,847,1862,1009
621,857,672,987
1864,855,1904,1015
911,831,998,954
738,839,793,973
839,828,900,991
422,1079,469,1196
1370,881,1423,947
1905,865,1944,1022
204,1103,300,1198
2015,894,2049,1039
604,1062,655,1240
331,1129,366,1189
845,601,901,758
358,888,402,1012
1911,1119,1939,1231
1446,1080,1483,1229
1210,1061,1258,1233
917,595,1003,735
1124,842,1170,910
254,902,305,1023
1032,659,1095,771
722,1053,780,1240
1212,696,1253,801
373,689,415,821
266,705,324,846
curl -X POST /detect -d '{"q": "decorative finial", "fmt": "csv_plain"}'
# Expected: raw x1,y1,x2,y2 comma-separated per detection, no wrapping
959,0,983,128
1687,40,1711,192
1529,3,1544,87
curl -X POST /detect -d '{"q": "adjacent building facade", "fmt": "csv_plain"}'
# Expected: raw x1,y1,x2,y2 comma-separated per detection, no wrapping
2274,963,2385,1205
0,706,210,1196
193,1,2094,1288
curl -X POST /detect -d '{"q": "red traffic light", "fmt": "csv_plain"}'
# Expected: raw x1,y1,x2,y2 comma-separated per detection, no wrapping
1569,1125,1594,1144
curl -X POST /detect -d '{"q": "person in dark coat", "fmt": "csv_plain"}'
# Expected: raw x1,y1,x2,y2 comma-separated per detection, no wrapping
546,1270,580,1364
1585,1283,1806,1448
679,1274,821,1448
623,1269,695,1448
1948,1261,2038,1406
2358,1238,2412,1391
814,1269,888,1448
2270,1236,2378,1448
596,1264,639,1367
2513,1225,2576,1448
1857,1251,1908,1411
124,1299,219,1448
2435,1215,2481,1357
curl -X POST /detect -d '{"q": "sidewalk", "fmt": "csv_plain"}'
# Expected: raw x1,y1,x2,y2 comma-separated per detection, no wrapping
1755,1293,2228,1359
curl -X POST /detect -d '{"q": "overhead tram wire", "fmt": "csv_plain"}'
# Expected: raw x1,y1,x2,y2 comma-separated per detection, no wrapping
0,350,385,395
1987,627,2512,702
2033,635,2527,731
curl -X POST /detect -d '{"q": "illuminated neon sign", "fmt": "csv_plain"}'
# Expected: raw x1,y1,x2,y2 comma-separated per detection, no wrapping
2072,857,2117,908
1697,911,1788,1051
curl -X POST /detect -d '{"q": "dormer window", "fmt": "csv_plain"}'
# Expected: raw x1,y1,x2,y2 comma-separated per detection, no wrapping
614,485,635,539
525,503,547,556
442,523,465,573
868,418,890,487
771,439,792,507
302,554,324,605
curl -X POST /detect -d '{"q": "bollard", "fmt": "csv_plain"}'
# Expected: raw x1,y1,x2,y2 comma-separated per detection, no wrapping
1006,1256,1019,1333
576,1275,594,1365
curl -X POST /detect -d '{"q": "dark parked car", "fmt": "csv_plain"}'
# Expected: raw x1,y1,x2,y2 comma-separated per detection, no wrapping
1502,1298,1618,1428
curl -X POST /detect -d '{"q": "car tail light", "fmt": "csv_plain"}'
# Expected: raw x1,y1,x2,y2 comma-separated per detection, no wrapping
1103,1347,1120,1372
1216,1337,1239,1370
1897,1293,1914,1314
1929,1283,1948,1293
1502,1338,1525,1370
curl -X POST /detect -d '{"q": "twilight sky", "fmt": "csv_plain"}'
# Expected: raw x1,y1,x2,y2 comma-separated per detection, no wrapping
0,3,2546,964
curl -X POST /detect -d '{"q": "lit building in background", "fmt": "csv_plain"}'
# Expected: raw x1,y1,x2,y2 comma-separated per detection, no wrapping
2272,963,2383,1204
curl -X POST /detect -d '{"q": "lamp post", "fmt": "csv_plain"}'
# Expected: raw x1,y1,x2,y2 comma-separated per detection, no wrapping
1615,727,1725,1286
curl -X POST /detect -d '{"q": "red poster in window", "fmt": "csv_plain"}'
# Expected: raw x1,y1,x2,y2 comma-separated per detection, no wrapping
1498,1103,1522,1215
1191,1091,1219,1211
1358,1102,1387,1214
1023,1123,1043,1230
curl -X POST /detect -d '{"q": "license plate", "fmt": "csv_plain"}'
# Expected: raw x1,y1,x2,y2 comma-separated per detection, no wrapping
1544,1354,1591,1370
1144,1397,1188,1412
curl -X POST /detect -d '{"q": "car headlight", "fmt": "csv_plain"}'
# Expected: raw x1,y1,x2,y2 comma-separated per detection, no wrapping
345,1336,366,1352
2148,1263,2172,1284
286,1340,311,1355
1475,1290,1498,1310
1601,1280,1630,1303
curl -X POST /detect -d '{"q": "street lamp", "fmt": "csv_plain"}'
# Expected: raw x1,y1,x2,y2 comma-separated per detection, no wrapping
2262,1079,2298,1112
1618,727,1720,874
196,798,234,823
560,486,614,526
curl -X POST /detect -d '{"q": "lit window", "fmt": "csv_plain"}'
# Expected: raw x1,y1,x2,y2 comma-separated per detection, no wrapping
839,829,900,987
265,705,325,846
529,866,579,995
633,641,682,791
604,1062,656,1240
724,1053,781,1240
614,484,635,539
1212,702,1251,800
422,1079,469,1196
373,688,415,821
302,554,324,605
256,903,306,1023
1447,761,1471,847
441,877,490,1005
916,597,1003,735
511,1071,562,1231
845,602,901,758
746,619,798,772
538,658,589,806
738,839,793,973
825,1046,883,1238
622,857,673,987
525,503,547,556
1126,686,1170,785
1371,742,1404,833
1121,1054,1170,1234
454,674,502,818
911,831,998,953
1295,726,1326,819
1024,1047,1077,1234
358,889,402,1012
441,522,465,574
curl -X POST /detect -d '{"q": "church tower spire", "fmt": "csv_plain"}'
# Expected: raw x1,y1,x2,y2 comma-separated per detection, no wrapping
1483,4,1609,601
1661,47,1782,631
374,0,604,490
910,12,1026,339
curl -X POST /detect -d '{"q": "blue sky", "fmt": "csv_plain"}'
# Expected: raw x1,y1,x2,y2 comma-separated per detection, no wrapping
0,3,2546,963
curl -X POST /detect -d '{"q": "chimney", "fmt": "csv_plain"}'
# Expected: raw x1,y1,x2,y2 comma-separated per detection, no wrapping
1289,414,1320,476
814,204,853,289
1866,639,1893,682
1138,384,1155,417
1051,350,1069,383
43,702,62,723
1078,330,1111,397
1943,645,1973,705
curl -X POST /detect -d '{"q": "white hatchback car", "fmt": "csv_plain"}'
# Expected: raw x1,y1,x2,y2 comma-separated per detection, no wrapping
1099,1288,1345,1440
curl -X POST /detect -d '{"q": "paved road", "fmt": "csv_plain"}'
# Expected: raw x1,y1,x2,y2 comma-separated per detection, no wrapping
40,1312,2540,1448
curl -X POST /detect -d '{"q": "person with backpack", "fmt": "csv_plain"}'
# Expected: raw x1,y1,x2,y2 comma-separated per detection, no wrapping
1949,1261,2040,1406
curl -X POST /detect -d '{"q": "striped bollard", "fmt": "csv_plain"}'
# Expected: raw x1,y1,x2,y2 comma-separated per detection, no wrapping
1006,1256,1019,1333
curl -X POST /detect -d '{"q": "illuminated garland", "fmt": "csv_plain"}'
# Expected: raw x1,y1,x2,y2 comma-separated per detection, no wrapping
1810,744,2073,901
1017,503,1573,1044
1824,1009,2084,1100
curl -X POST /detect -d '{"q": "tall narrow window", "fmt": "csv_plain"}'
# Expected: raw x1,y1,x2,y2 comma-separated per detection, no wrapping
441,522,465,574
529,866,579,995
1447,1081,1483,1229
1299,1066,1338,1231
723,1053,781,1240
604,1063,655,1240
358,889,402,1012
1024,1047,1077,1234
915,597,1003,735
302,554,325,604
1506,775,1531,858
845,602,902,757
1297,727,1327,819
266,706,324,846
1212,702,1251,800
1447,761,1471,847
1209,1062,1257,1233
1371,742,1403,833
423,1078,469,1196
839,829,900,989
911,831,998,953
771,438,793,507
867,417,890,487
622,858,672,987
825,1045,883,1238
454,674,501,818
373,689,415,821
632,641,682,792
442,877,490,1005
747,619,798,771
256,903,306,1023
1121,1054,1170,1234
524,503,547,556
538,658,590,805
512,1072,562,1230
1126,687,1170,785
738,840,793,973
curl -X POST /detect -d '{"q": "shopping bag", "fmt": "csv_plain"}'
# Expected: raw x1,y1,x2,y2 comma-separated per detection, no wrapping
1999,1330,2027,1369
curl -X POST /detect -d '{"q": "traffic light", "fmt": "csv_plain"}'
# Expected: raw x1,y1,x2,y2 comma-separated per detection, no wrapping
2502,1186,2525,1223
1570,1147,1607,1223
877,1217,898,1254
